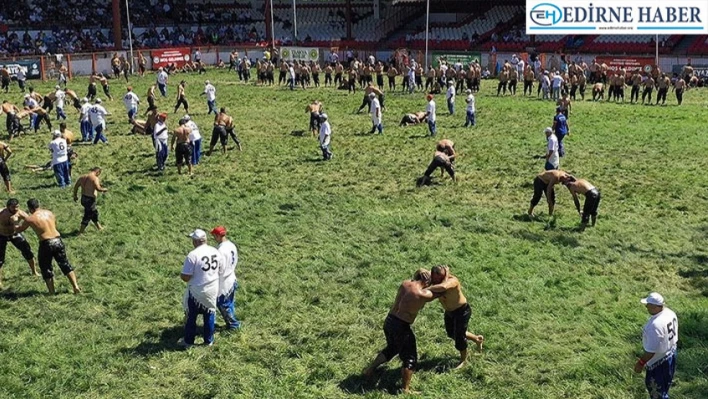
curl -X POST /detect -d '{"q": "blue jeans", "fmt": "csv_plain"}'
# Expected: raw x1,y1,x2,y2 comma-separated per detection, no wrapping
191,139,202,165
428,120,437,136
52,161,71,188
555,132,566,157
127,107,137,121
371,122,383,134
93,124,107,144
289,78,295,90
645,352,677,399
464,110,476,127
217,281,241,330
447,99,454,115
544,160,559,170
207,100,217,114
56,107,66,120
80,120,93,141
320,143,332,160
184,292,216,345
158,83,167,97
155,140,168,170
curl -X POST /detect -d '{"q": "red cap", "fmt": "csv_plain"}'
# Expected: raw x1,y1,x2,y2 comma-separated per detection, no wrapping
158,112,168,119
427,94,434,100
210,226,227,236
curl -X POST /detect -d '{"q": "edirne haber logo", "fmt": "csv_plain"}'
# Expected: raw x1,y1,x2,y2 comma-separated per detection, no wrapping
526,0,708,34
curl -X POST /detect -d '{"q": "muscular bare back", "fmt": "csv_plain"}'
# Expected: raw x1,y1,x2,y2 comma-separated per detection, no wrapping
390,280,433,324
21,209,60,241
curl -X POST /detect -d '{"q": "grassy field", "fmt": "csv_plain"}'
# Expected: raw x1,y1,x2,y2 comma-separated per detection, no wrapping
0,69,706,399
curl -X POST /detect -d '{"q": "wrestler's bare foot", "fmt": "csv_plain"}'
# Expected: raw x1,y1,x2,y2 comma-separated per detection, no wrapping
454,361,467,370
73,287,82,294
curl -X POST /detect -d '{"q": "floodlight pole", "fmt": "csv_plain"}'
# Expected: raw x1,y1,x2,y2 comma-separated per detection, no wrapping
655,34,659,66
424,0,430,71
270,0,275,48
293,0,298,44
126,0,135,72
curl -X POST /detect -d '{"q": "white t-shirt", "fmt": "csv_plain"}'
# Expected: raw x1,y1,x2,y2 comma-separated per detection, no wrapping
204,84,216,101
48,137,68,165
426,100,436,122
80,103,91,122
157,71,168,84
518,60,525,74
186,121,201,141
319,120,331,146
123,92,139,111
89,104,108,126
154,121,168,143
288,67,295,80
25,98,38,108
542,76,550,88
54,90,65,108
466,94,475,112
552,75,564,88
181,244,223,288
446,86,455,101
547,134,559,167
217,239,238,281
642,308,678,367
370,98,381,124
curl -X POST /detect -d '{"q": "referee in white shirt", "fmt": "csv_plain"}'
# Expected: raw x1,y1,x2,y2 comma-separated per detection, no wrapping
635,292,678,399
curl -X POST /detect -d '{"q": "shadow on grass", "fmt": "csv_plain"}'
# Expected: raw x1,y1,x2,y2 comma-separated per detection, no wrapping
120,325,185,357
512,214,535,223
408,134,432,139
290,130,305,137
339,357,453,395
25,183,58,190
0,289,44,301
353,131,374,137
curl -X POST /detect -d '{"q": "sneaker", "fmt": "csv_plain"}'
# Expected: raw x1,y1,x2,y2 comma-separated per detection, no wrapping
177,338,192,349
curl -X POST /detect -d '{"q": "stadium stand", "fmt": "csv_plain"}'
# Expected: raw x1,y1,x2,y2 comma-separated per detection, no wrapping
1,1,708,56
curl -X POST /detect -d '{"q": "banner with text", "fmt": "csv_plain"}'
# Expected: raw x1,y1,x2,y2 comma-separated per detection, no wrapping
672,64,708,77
527,0,708,35
0,60,41,79
280,47,320,62
150,48,191,70
432,52,482,68
596,57,655,73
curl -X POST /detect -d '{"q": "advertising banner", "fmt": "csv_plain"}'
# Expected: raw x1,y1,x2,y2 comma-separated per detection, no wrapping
280,47,320,62
596,56,655,73
671,64,708,77
150,48,191,70
526,0,708,35
0,60,41,79
432,52,482,68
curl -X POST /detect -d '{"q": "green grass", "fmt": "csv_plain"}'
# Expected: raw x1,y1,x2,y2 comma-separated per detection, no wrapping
0,70,706,399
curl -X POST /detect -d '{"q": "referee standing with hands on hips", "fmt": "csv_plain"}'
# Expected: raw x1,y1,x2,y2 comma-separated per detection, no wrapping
635,292,678,399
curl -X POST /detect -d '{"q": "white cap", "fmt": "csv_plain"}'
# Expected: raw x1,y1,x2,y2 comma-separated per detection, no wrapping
52,130,62,138
24,94,30,98
95,98,102,103
188,229,207,240
81,97,88,103
466,89,471,94
55,85,60,90
544,127,553,134
319,113,328,121
368,92,376,98
183,115,191,121
205,80,210,85
640,292,665,306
